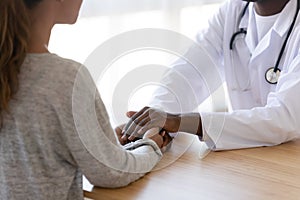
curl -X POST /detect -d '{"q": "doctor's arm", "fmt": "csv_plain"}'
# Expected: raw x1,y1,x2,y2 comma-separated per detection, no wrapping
122,106,203,141
200,55,300,150
123,55,300,150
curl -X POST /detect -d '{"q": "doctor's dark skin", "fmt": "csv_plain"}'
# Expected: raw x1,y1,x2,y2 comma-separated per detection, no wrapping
120,0,292,143
243,0,290,16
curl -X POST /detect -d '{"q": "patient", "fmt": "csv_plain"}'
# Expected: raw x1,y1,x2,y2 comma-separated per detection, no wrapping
0,0,169,199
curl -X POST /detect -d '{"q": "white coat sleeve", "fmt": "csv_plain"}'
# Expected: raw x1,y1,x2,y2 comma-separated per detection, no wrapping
201,54,300,150
148,1,230,113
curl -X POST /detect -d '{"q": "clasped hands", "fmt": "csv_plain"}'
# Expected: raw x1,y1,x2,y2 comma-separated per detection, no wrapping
115,107,179,150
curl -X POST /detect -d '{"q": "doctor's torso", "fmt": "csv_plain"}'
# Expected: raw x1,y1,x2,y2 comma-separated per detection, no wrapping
203,0,300,110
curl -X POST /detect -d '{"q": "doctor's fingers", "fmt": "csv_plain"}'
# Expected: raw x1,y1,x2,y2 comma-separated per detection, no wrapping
122,107,149,133
162,131,173,146
129,120,162,140
126,111,137,118
125,108,167,138
124,115,151,140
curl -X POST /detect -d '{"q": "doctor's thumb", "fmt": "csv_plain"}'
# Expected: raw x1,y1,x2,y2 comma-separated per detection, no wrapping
126,111,137,118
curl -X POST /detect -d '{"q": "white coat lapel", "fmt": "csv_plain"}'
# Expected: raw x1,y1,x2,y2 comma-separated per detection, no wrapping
247,0,297,61
244,3,257,54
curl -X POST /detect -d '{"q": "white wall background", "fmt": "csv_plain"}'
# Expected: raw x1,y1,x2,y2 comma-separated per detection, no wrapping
48,0,226,126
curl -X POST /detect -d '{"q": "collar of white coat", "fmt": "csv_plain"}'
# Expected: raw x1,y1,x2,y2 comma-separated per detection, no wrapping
238,0,297,56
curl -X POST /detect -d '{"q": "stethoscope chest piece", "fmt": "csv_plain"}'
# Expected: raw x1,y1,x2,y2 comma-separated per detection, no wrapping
265,67,281,84
230,0,299,86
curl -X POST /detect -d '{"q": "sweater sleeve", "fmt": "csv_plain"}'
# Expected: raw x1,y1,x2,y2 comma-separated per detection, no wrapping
58,64,162,188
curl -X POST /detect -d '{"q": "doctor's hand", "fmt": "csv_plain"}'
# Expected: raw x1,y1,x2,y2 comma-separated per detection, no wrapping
115,122,173,145
122,106,203,141
116,123,173,151
143,128,173,152
121,106,181,141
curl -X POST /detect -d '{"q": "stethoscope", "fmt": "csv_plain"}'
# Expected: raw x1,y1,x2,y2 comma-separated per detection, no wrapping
230,0,300,85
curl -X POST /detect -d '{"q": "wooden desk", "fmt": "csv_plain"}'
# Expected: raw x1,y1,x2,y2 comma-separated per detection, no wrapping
83,135,300,200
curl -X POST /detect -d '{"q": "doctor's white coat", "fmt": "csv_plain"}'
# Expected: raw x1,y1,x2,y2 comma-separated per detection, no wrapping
150,0,300,150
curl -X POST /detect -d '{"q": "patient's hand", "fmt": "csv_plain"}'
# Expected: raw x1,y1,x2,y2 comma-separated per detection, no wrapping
116,124,173,152
144,128,173,151
115,124,130,145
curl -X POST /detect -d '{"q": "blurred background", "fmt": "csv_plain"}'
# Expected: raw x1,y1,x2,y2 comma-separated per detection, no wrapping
48,0,227,126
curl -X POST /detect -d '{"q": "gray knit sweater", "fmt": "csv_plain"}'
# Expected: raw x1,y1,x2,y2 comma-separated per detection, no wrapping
0,54,162,200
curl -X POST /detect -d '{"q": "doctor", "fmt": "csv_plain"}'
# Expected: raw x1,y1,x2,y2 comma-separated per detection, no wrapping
121,0,300,150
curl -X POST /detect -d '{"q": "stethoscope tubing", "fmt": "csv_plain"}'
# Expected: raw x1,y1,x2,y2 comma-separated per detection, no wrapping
229,2,249,50
229,0,300,85
273,0,300,73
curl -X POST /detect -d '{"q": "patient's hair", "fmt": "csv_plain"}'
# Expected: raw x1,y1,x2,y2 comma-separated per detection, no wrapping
0,0,42,127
